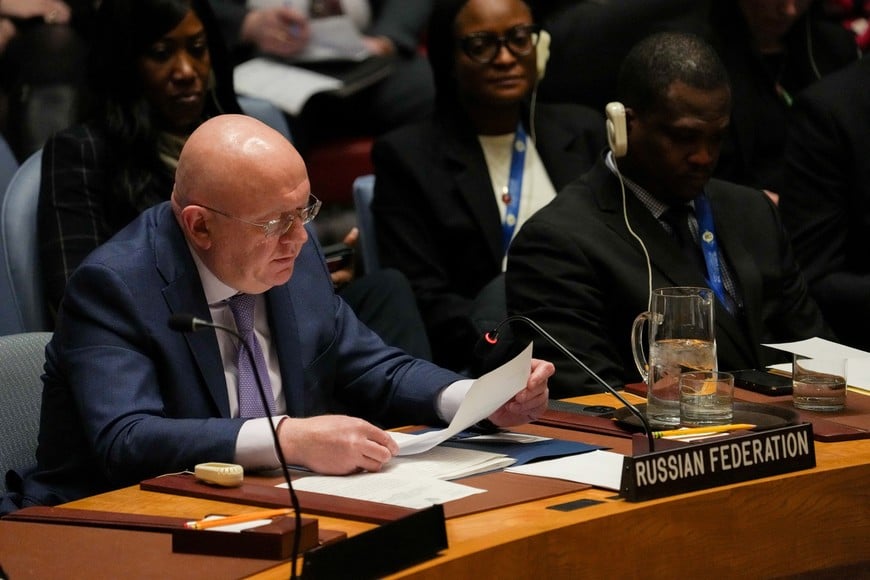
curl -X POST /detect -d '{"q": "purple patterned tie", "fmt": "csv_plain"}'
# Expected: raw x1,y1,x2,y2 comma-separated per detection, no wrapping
227,294,276,418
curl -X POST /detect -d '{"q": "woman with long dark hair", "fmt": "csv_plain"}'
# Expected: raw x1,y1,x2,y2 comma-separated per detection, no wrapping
38,0,241,319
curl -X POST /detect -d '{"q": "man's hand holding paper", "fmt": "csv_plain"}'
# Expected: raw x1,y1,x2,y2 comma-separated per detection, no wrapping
396,344,552,455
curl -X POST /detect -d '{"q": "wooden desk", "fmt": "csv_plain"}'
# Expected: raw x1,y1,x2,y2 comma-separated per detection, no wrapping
7,394,870,579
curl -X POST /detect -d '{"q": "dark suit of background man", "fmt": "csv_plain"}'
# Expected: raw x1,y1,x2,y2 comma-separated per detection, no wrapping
780,58,870,351
1,114,551,514
506,31,832,398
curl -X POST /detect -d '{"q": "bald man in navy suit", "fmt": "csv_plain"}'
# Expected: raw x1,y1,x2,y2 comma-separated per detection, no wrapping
2,114,552,513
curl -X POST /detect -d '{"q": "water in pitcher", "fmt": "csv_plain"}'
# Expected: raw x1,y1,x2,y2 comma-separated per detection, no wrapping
647,338,716,426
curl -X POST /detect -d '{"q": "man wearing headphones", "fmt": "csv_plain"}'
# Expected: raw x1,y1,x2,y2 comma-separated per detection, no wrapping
506,31,832,398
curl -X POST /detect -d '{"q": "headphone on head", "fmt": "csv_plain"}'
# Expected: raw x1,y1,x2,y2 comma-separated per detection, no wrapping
605,102,628,158
536,29,550,80
605,100,653,308
529,29,550,143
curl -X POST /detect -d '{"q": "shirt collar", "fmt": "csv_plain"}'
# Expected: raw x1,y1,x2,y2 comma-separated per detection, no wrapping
604,151,696,219
187,243,239,305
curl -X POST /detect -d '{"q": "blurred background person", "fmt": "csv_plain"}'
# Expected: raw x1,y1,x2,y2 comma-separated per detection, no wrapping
208,0,434,153
527,0,711,112
0,0,95,161
506,32,831,396
707,0,860,199
371,0,606,373
780,58,870,350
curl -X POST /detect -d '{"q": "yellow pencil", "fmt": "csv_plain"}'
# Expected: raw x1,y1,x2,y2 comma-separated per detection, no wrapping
185,507,293,530
652,424,756,439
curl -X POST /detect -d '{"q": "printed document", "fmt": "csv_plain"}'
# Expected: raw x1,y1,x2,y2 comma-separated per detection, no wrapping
394,342,533,455
763,337,870,391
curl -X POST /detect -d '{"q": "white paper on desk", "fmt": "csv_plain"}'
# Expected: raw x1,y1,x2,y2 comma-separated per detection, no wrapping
388,432,516,479
394,342,533,456
763,337,870,359
285,472,486,510
505,449,625,491
185,515,272,533
233,58,342,115
769,359,870,392
764,337,870,391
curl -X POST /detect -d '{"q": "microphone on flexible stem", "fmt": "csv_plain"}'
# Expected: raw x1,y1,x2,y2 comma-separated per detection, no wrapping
478,314,655,453
168,313,303,579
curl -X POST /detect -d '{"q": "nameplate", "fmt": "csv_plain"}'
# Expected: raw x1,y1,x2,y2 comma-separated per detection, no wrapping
620,423,816,502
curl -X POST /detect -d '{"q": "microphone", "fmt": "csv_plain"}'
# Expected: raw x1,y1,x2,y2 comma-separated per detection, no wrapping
478,314,655,453
169,313,303,579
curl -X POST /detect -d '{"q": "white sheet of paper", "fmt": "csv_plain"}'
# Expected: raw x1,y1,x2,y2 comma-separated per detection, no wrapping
844,358,870,391
763,337,870,359
233,58,343,115
505,449,625,491
284,473,486,510
394,343,533,456
387,432,515,479
764,337,870,391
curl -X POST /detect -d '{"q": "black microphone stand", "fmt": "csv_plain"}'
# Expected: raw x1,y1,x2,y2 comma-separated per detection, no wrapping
170,315,303,579
484,314,655,453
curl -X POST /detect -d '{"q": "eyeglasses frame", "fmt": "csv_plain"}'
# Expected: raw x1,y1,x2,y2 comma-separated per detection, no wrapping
191,194,322,238
457,23,542,65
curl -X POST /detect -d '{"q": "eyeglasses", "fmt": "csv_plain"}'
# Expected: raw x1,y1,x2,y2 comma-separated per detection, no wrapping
193,194,322,238
458,24,541,65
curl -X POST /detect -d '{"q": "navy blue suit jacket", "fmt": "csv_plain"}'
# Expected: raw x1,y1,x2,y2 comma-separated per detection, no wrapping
10,202,461,508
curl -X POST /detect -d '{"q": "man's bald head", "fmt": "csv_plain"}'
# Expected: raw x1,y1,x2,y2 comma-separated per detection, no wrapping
171,114,313,294
174,114,306,213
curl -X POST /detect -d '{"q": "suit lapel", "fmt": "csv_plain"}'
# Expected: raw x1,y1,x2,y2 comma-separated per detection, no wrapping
445,127,504,263
533,116,585,190
266,283,305,416
154,205,231,417
591,162,709,289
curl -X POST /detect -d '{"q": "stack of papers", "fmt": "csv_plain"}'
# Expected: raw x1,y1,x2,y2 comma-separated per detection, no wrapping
281,343,612,508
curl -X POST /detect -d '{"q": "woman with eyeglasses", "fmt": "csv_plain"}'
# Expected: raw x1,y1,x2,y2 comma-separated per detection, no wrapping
37,0,241,320
371,0,606,373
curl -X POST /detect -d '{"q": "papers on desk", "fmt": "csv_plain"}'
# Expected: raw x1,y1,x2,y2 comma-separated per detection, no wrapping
764,337,870,392
394,343,534,455
288,472,486,510
280,344,606,510
283,440,508,509
505,450,626,491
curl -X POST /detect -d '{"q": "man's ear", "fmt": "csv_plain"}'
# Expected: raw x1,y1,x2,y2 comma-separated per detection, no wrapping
180,205,213,250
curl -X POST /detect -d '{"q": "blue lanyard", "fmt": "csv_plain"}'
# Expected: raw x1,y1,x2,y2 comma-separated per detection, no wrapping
694,193,733,312
502,122,527,254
